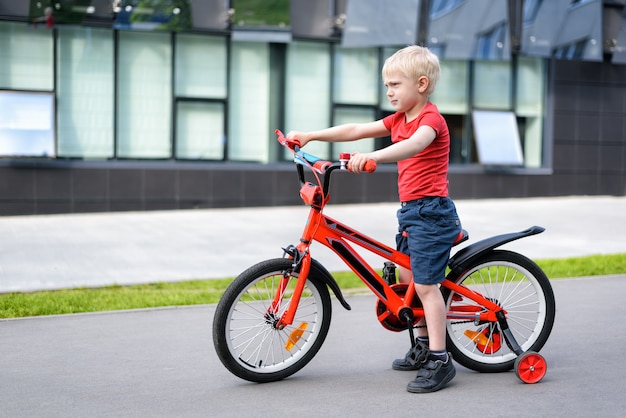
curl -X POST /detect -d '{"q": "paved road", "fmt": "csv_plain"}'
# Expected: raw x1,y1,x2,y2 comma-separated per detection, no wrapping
2,274,626,417
1,195,625,292
1,196,625,416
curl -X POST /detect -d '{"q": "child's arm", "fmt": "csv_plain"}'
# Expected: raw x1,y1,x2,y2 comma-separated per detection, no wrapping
287,120,389,147
348,125,436,173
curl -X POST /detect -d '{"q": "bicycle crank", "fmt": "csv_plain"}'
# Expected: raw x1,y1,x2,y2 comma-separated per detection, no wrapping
375,283,422,332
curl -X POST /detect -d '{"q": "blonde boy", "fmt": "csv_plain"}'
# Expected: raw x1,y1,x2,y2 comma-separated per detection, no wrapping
287,45,461,393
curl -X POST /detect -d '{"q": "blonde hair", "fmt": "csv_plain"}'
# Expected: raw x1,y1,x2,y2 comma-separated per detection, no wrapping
382,45,440,96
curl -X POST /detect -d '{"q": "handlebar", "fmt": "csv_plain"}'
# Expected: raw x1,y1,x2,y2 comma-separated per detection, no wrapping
276,129,302,151
275,129,377,174
364,160,378,173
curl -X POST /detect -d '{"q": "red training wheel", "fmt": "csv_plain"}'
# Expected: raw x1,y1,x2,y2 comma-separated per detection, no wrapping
514,351,547,384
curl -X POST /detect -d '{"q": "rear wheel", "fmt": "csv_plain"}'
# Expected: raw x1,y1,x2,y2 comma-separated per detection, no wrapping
212,258,332,383
443,250,555,373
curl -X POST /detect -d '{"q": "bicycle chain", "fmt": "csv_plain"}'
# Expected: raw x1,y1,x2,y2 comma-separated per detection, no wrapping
413,319,474,329
450,320,475,325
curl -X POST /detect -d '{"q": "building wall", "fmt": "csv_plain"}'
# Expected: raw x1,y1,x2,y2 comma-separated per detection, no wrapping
449,58,626,199
550,59,626,196
0,57,624,216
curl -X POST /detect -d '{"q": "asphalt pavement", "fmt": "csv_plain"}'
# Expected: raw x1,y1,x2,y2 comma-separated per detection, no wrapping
1,275,626,417
0,195,625,293
1,195,626,417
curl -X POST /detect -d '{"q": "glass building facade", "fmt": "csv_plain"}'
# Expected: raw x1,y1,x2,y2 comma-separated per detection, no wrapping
0,0,624,214
0,0,550,166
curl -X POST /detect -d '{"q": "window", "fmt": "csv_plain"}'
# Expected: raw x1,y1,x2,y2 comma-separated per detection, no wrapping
430,56,545,167
431,60,469,114
175,100,224,160
232,0,290,28
430,60,469,164
472,61,511,110
113,0,192,31
333,46,378,105
430,0,465,19
174,34,227,160
523,0,543,24
175,34,227,98
553,39,587,60
117,31,172,158
0,22,53,90
228,41,271,162
516,56,545,168
475,23,507,60
380,48,397,112
342,0,419,47
331,46,379,156
569,0,593,6
285,41,332,159
56,27,114,158
29,0,97,26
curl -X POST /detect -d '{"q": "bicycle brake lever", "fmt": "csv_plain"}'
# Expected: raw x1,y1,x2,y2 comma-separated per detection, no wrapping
275,129,301,151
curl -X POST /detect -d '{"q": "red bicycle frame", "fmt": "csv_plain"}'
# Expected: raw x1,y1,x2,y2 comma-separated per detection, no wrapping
272,130,504,331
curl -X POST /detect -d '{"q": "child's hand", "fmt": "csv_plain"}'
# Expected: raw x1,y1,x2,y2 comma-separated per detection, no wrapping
348,152,376,173
286,131,310,147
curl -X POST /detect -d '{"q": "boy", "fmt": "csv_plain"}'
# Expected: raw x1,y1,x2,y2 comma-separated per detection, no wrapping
286,45,461,393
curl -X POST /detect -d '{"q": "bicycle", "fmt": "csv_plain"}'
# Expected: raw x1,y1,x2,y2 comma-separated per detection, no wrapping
212,130,555,385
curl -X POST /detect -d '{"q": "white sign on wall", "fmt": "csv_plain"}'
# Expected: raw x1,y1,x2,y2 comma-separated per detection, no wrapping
0,91,55,157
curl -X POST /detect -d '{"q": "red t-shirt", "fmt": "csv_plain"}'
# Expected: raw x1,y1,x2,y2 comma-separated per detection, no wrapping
382,102,450,202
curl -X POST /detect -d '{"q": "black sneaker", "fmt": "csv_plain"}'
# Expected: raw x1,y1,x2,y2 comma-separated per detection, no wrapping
406,354,456,393
392,340,429,371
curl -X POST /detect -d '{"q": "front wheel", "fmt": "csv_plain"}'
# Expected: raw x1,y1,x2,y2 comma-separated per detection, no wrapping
212,258,332,383
443,250,555,373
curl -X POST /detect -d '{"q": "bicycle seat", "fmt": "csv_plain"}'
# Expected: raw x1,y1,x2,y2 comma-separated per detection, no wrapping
453,229,469,247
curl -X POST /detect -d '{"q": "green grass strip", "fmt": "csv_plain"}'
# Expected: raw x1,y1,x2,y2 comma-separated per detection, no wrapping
1,253,624,319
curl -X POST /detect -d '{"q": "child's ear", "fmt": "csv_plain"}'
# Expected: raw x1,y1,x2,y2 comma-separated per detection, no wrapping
417,76,429,93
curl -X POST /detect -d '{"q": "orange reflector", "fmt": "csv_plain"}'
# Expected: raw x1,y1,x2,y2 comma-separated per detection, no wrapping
285,322,308,350
464,329,493,349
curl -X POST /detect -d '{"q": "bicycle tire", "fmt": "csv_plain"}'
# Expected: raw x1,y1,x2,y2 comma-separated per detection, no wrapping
212,258,332,383
442,250,555,373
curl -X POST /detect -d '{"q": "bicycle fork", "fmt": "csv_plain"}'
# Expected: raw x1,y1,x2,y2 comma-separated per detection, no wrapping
270,247,312,330
271,205,331,330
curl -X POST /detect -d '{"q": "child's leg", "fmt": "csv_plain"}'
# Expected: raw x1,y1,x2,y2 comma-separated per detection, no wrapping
407,282,455,394
398,265,411,284
399,266,428,339
413,282,446,351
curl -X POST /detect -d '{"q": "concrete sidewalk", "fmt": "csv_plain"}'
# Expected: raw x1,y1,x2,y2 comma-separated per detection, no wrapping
0,195,625,293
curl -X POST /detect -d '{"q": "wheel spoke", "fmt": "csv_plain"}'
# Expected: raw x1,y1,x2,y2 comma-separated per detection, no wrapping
445,251,554,373
213,259,332,382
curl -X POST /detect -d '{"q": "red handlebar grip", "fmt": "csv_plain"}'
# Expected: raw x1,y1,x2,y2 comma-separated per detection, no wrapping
364,160,377,173
313,160,332,173
275,129,301,149
289,138,302,149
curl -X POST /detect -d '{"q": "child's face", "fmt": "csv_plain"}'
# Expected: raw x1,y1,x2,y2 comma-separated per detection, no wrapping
383,72,425,113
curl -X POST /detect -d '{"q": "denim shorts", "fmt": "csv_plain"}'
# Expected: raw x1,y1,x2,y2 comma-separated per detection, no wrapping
396,196,461,285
